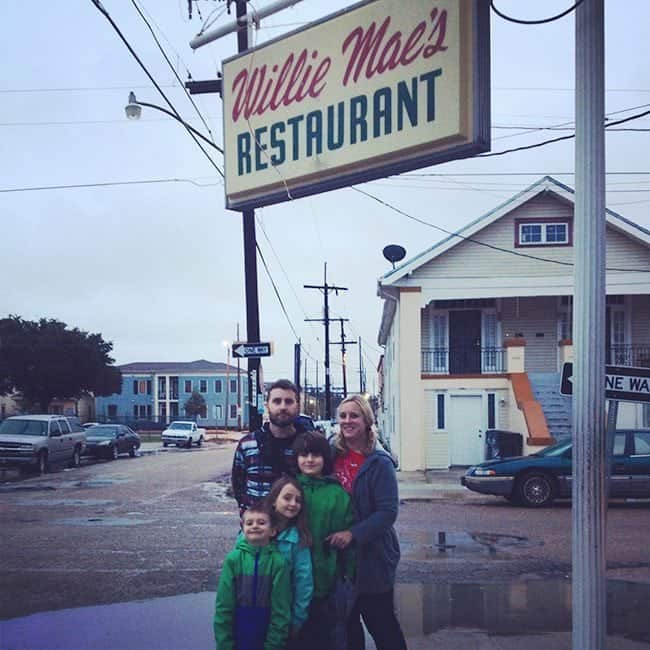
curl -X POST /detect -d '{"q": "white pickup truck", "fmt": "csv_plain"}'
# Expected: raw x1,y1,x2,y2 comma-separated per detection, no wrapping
161,421,205,448
0,414,86,474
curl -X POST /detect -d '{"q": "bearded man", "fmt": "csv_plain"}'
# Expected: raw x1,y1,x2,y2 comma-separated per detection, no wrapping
231,379,308,516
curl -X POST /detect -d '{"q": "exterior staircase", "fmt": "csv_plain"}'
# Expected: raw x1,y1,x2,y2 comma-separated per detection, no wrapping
528,372,572,441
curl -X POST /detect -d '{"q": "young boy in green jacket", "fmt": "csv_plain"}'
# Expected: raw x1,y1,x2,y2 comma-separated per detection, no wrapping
214,503,291,650
294,431,355,650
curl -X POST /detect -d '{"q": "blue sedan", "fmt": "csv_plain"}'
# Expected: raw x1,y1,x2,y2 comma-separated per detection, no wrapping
462,429,650,507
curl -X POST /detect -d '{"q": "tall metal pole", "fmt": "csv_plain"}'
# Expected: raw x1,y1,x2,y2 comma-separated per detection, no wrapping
323,264,332,418
359,337,364,393
225,345,231,430
235,0,262,433
573,1,606,648
236,322,241,430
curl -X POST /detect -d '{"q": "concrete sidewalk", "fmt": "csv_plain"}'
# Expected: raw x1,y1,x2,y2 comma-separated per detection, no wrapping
139,440,470,499
397,468,468,500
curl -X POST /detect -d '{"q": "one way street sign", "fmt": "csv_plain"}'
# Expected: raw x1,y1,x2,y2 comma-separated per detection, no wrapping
232,342,272,358
560,361,650,403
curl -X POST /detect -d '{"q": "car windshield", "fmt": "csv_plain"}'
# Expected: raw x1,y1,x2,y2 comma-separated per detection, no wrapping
170,423,192,430
86,426,118,438
536,440,573,457
0,419,48,436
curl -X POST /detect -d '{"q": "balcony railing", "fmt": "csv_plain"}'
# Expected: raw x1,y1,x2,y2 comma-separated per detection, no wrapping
607,345,650,367
422,347,507,375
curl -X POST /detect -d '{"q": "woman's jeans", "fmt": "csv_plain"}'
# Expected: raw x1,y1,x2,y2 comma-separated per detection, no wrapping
346,589,407,650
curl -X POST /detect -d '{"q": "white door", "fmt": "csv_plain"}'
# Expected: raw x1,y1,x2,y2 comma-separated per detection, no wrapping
449,394,484,466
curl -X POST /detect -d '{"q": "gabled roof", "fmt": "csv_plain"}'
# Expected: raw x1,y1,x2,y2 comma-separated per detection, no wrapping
379,175,650,287
118,359,238,374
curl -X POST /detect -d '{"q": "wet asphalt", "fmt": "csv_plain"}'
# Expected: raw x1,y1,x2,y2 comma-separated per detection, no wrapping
1,439,649,648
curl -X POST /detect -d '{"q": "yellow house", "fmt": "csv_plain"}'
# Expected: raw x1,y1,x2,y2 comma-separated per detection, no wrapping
377,177,650,470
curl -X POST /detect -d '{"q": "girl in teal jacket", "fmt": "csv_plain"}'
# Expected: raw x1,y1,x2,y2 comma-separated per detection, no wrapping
266,476,313,642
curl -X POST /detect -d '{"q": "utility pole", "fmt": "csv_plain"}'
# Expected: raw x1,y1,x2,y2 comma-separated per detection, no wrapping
358,336,365,394
234,0,263,433
236,322,241,430
331,318,356,398
305,263,348,419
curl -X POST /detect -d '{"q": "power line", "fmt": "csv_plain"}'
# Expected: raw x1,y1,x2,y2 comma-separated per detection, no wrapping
0,84,177,93
0,177,221,193
351,186,650,274
89,0,223,178
255,242,303,345
479,108,650,157
130,0,217,145
491,0,586,25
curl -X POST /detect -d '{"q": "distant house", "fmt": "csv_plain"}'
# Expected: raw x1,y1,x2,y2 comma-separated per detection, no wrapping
377,176,650,471
95,359,248,428
0,392,22,420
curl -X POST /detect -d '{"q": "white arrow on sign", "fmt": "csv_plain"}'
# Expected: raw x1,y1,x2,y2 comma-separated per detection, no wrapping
232,342,272,358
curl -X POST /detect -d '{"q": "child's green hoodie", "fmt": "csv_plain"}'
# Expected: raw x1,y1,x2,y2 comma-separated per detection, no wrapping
297,473,355,598
214,536,291,650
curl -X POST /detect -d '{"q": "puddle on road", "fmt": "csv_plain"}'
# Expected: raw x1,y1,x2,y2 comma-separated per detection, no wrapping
395,579,648,642
1,579,647,649
402,530,543,560
14,498,114,507
53,517,155,526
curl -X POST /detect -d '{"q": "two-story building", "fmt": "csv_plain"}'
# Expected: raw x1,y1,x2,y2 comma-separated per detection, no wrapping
95,359,248,428
377,176,650,470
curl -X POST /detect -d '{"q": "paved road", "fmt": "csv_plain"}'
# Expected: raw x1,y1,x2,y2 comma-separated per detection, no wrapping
1,441,649,647
0,441,237,619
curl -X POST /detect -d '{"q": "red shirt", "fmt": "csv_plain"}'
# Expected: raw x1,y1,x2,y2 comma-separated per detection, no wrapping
334,450,366,494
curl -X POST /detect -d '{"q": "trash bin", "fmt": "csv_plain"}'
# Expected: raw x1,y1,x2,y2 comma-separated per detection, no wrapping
485,429,523,460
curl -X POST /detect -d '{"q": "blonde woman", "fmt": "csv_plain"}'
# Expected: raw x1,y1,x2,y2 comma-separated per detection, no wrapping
326,395,406,650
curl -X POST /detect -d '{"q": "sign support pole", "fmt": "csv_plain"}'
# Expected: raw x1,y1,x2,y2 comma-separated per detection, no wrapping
572,1,607,648
236,0,262,433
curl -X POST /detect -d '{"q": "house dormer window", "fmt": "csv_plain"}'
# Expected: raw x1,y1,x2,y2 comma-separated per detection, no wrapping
515,218,571,247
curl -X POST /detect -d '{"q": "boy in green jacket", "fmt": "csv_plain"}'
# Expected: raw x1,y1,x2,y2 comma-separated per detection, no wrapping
294,431,355,650
214,503,291,650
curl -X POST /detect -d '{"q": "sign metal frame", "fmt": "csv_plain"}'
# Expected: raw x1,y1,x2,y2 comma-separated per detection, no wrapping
560,361,650,403
221,0,490,210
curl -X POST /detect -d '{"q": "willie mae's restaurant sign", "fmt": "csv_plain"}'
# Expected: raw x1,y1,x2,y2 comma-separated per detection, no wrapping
222,0,490,210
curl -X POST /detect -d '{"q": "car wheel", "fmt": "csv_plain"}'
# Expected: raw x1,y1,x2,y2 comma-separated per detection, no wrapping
110,445,119,461
516,472,555,507
69,446,81,468
129,445,137,458
186,438,192,449
197,436,203,447
37,451,48,475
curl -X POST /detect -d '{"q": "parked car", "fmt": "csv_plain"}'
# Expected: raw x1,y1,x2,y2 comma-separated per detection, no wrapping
83,424,141,460
295,414,316,432
314,419,336,436
461,429,650,507
82,421,100,429
0,415,86,474
161,421,205,448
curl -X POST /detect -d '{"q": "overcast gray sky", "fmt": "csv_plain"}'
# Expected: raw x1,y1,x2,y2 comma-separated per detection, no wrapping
2,1,649,393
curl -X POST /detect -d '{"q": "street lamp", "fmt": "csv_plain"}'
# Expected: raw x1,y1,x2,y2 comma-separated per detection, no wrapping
223,341,231,431
124,91,223,152
124,91,262,433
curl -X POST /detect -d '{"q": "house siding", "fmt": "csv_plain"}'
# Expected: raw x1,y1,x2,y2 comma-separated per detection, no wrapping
424,389,448,468
411,196,575,281
411,194,650,283
631,295,650,345
501,297,558,372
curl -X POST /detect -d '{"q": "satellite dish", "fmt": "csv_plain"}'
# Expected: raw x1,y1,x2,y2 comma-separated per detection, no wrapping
382,244,406,269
